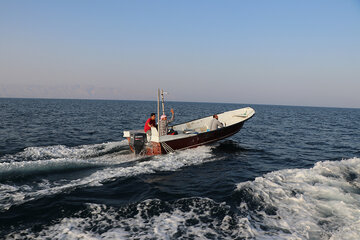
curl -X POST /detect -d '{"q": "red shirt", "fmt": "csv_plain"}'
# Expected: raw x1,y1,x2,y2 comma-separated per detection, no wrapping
144,118,156,132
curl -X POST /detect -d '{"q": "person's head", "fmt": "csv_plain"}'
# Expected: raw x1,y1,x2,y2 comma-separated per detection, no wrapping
150,113,156,120
213,114,218,119
161,114,167,120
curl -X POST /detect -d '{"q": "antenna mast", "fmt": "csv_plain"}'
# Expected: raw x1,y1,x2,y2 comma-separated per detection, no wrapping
157,89,160,137
161,89,165,115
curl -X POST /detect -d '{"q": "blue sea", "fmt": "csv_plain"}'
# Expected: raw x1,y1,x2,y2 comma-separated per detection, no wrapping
0,98,359,239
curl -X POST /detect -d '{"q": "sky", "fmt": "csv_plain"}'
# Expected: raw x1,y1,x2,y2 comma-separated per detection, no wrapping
0,0,359,108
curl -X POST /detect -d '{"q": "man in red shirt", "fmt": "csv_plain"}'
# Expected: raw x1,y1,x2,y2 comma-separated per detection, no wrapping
144,113,157,133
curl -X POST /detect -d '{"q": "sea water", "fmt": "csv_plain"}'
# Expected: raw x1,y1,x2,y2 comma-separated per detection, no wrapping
0,98,359,239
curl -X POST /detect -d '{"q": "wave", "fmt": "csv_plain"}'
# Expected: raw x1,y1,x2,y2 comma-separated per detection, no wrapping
4,157,360,239
0,143,214,212
234,157,360,239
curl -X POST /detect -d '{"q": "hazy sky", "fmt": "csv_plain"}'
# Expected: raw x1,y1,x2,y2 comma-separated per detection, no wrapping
1,0,359,108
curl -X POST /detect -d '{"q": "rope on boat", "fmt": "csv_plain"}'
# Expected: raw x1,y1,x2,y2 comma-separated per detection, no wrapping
161,142,175,153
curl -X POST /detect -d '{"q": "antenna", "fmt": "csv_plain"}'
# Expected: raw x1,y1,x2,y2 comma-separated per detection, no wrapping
161,89,165,115
157,88,160,137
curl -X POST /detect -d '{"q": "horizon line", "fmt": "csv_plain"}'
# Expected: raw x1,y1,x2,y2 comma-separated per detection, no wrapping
0,96,359,110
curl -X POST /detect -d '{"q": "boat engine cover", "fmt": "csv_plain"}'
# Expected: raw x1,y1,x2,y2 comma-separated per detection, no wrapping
130,133,147,154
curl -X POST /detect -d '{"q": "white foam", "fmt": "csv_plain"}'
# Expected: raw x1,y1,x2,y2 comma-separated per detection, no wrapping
6,199,254,240
0,140,128,162
6,158,360,239
0,145,214,212
0,158,101,176
236,157,360,239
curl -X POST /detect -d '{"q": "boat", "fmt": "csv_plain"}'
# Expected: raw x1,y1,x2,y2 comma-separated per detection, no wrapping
123,90,255,155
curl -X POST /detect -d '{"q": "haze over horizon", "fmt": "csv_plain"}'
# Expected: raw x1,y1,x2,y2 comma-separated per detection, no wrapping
1,1,359,108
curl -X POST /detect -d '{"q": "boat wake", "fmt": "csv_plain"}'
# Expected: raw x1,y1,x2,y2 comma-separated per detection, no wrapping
0,141,214,212
5,157,360,239
0,141,132,180
1,141,131,162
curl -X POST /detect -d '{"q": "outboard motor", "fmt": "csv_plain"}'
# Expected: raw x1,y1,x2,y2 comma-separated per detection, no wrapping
130,132,147,154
